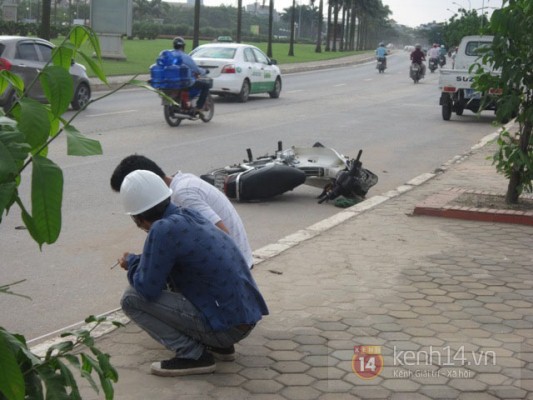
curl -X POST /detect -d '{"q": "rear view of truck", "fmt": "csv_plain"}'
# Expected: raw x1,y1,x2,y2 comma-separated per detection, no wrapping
438,35,500,120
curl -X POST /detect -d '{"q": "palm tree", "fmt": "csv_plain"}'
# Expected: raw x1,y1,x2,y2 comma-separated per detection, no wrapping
325,0,332,51
40,0,52,40
312,0,323,53
267,0,274,57
193,0,200,49
237,0,243,42
289,0,296,56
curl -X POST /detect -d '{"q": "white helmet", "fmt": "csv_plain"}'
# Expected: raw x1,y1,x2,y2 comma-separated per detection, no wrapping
120,170,172,215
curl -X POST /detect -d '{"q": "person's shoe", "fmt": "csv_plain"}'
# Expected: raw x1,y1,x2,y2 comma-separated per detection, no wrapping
150,350,216,377
206,345,236,361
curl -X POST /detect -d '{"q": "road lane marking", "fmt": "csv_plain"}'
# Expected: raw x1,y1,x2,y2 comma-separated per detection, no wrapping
334,84,346,87
285,90,305,93
87,110,138,117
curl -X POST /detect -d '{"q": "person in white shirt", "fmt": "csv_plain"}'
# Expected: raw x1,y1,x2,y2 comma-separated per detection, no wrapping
110,155,254,269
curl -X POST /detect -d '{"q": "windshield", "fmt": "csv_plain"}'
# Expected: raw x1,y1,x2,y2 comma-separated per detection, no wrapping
191,46,236,59
465,41,492,56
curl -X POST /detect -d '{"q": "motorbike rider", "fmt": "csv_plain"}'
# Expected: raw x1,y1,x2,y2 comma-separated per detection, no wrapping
438,44,447,66
171,37,210,113
410,43,426,78
375,42,388,69
428,43,440,62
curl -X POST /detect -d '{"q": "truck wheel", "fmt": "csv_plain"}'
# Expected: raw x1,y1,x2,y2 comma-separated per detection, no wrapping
442,96,452,121
455,106,464,116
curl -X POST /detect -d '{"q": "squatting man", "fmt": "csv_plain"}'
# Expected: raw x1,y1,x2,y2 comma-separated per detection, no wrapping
115,170,269,376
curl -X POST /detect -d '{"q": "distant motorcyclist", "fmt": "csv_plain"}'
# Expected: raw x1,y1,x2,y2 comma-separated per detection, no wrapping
171,37,210,113
410,43,426,78
428,43,440,60
427,43,440,71
438,44,447,66
375,42,388,69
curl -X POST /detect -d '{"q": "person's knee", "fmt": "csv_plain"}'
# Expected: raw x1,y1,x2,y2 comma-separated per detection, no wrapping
121,286,142,313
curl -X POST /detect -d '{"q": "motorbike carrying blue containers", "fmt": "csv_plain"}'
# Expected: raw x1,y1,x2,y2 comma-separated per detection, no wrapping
149,50,194,90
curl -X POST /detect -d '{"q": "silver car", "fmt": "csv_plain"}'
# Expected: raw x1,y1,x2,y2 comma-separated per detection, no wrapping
0,36,91,112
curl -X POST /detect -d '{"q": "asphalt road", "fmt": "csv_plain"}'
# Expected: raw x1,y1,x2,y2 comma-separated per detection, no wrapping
0,53,499,341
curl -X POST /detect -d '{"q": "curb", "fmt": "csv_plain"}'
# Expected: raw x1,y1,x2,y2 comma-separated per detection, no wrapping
413,187,533,226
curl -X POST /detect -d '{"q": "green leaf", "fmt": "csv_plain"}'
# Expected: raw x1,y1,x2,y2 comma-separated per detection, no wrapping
57,359,81,400
45,341,74,360
77,52,108,85
31,156,63,245
0,331,25,400
51,47,74,70
0,70,25,94
35,366,70,400
0,140,21,182
0,182,17,218
16,99,51,153
65,125,102,156
39,66,73,117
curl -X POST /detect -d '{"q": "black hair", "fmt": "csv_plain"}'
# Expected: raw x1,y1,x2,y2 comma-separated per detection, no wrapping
136,197,171,223
110,155,167,192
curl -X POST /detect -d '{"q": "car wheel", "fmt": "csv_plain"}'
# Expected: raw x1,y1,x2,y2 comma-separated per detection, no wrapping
442,95,452,121
268,77,282,99
237,80,250,103
71,82,91,110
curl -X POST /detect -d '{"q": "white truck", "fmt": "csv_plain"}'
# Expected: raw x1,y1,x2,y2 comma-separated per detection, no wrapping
438,35,500,120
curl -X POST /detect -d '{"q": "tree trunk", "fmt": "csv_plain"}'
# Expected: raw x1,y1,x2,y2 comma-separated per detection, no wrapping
40,0,52,40
506,120,532,204
193,0,201,49
325,2,332,51
237,0,242,43
267,0,274,57
289,0,295,56
332,2,338,51
315,0,323,53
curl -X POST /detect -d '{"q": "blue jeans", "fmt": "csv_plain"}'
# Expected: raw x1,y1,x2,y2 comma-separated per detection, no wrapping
121,286,253,359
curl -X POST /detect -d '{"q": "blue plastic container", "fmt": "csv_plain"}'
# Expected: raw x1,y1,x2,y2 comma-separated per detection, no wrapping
164,64,181,89
157,50,175,67
149,63,166,89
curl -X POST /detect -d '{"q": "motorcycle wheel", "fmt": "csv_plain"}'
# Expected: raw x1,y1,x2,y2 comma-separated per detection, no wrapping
164,104,183,127
200,95,215,123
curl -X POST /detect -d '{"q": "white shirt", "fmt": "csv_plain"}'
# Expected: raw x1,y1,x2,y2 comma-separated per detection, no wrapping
170,172,254,269
428,47,440,59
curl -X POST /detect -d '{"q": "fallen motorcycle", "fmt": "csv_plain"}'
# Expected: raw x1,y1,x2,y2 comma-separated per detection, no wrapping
200,142,378,203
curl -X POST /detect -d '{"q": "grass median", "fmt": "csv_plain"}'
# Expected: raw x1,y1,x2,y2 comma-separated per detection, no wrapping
58,37,370,77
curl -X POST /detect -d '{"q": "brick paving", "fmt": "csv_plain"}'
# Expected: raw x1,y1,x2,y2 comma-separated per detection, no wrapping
66,130,533,399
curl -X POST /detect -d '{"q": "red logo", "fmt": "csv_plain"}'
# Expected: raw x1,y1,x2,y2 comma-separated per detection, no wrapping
352,345,384,380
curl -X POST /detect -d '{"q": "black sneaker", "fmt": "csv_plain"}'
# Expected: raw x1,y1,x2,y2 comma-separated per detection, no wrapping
207,345,236,361
150,350,216,377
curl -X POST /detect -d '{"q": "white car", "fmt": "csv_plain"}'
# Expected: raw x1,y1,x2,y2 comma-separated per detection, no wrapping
190,43,282,103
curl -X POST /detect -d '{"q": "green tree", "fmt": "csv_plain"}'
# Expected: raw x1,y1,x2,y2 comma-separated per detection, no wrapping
0,26,126,399
473,0,533,204
442,8,489,48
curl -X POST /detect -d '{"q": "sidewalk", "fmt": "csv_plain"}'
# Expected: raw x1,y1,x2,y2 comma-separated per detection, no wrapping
70,129,533,399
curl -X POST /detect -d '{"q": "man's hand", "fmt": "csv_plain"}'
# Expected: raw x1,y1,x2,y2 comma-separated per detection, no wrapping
118,253,129,271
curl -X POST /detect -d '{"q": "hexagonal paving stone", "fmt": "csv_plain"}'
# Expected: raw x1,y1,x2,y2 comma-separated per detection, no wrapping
238,367,279,380
242,379,284,394
381,378,421,392
280,386,322,400
271,361,311,374
313,379,353,393
274,373,316,386
265,340,299,351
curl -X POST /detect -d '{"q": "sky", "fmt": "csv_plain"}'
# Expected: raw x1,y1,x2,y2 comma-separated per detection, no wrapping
167,0,501,28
